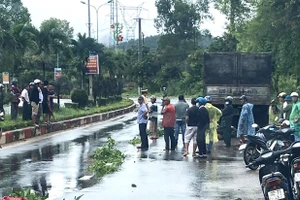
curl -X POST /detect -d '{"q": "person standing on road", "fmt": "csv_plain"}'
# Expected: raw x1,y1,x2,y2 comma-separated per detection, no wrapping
196,97,210,158
21,84,31,120
237,95,255,138
48,84,56,120
290,92,300,141
219,96,234,147
183,98,199,157
137,96,149,151
141,89,149,111
29,81,40,127
149,95,158,139
204,96,222,154
42,80,50,124
174,95,189,147
36,80,44,125
278,92,287,120
161,97,176,151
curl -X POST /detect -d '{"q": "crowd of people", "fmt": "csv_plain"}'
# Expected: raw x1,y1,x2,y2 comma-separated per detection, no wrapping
6,79,56,126
275,92,300,141
136,89,239,158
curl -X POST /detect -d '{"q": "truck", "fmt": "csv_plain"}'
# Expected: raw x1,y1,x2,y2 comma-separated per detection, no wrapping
203,52,272,128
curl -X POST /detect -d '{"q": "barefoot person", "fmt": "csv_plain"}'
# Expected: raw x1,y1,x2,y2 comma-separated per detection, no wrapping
183,98,198,156
137,96,149,151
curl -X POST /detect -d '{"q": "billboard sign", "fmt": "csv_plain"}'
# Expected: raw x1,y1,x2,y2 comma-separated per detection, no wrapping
2,72,9,84
54,68,62,80
86,54,99,74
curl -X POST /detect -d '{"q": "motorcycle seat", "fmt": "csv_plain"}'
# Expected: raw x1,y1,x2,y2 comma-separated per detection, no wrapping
275,128,295,135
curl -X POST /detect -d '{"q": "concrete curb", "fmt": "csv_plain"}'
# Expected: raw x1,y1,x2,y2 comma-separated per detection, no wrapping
0,104,137,146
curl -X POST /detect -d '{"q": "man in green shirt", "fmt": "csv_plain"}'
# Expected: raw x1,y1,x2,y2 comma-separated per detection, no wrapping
290,92,300,141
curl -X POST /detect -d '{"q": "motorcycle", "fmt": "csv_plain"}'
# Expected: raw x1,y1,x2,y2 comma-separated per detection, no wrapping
239,122,295,170
247,141,300,200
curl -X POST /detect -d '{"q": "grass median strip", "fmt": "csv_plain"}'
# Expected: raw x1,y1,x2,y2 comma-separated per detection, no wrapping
1,99,134,131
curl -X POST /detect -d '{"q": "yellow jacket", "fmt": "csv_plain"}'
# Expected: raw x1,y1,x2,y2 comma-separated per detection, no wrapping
205,103,222,143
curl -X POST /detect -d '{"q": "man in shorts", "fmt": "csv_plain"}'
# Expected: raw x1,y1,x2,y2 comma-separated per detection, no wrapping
183,98,199,156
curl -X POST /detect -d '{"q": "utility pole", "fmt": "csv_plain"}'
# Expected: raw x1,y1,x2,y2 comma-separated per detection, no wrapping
138,18,142,95
87,0,93,97
115,0,119,48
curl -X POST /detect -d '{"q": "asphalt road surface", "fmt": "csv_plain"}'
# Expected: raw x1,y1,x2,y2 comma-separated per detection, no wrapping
0,99,264,200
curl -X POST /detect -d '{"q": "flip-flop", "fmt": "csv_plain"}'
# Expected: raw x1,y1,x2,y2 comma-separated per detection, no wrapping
183,152,189,156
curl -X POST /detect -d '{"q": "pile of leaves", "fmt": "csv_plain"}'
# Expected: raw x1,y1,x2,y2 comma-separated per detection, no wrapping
129,136,141,146
88,137,125,178
129,128,164,146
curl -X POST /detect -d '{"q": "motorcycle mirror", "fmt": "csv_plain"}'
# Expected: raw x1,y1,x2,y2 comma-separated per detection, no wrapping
282,120,290,126
292,141,300,148
252,123,259,128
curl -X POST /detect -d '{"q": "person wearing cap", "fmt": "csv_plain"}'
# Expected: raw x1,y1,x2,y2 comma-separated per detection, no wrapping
237,95,255,138
204,96,222,153
30,79,42,127
283,95,292,120
218,96,234,147
290,92,300,141
277,92,287,120
149,95,158,139
174,95,189,147
161,97,176,151
137,96,149,150
183,98,199,157
21,84,31,121
195,97,210,158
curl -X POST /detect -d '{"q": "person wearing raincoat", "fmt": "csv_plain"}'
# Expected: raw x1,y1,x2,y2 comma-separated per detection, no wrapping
204,96,222,154
237,95,255,138
289,92,300,141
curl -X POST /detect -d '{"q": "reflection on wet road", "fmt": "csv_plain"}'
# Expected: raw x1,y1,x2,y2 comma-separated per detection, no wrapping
0,103,263,200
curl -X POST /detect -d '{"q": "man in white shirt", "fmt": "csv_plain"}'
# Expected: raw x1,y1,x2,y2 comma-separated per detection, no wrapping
278,92,287,121
21,84,31,120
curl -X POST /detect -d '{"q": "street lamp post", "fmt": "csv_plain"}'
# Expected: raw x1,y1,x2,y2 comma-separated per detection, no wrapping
80,0,112,43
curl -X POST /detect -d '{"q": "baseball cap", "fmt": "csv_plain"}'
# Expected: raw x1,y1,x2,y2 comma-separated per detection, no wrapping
277,92,287,98
34,79,41,84
150,95,156,99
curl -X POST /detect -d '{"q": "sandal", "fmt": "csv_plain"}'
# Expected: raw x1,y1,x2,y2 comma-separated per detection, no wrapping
183,151,189,156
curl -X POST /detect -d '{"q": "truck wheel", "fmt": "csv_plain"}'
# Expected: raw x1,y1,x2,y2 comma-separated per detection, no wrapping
243,144,259,170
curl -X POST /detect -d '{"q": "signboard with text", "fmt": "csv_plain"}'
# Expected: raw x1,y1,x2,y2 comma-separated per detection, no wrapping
54,68,62,80
86,54,99,74
2,72,9,84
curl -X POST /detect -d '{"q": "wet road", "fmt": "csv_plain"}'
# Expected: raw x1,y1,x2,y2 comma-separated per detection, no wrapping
0,100,263,200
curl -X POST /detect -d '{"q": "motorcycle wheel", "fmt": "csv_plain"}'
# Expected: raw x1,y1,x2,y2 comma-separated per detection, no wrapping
243,144,259,170
293,182,300,200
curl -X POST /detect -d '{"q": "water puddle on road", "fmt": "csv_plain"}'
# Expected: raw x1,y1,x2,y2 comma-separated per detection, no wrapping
0,117,136,198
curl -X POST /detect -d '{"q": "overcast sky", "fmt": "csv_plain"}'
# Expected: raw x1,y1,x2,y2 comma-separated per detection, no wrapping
21,0,227,44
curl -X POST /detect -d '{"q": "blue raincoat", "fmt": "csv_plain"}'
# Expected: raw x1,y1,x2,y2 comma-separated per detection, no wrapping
237,103,255,137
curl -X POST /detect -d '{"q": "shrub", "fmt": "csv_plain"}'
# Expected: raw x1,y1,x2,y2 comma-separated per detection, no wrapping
71,89,88,107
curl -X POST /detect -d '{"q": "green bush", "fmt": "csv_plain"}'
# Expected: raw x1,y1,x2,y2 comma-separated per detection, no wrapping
97,98,107,106
71,89,88,107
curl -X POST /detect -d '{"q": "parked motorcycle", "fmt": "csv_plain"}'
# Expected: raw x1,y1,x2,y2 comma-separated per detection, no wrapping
239,122,294,170
247,141,300,200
